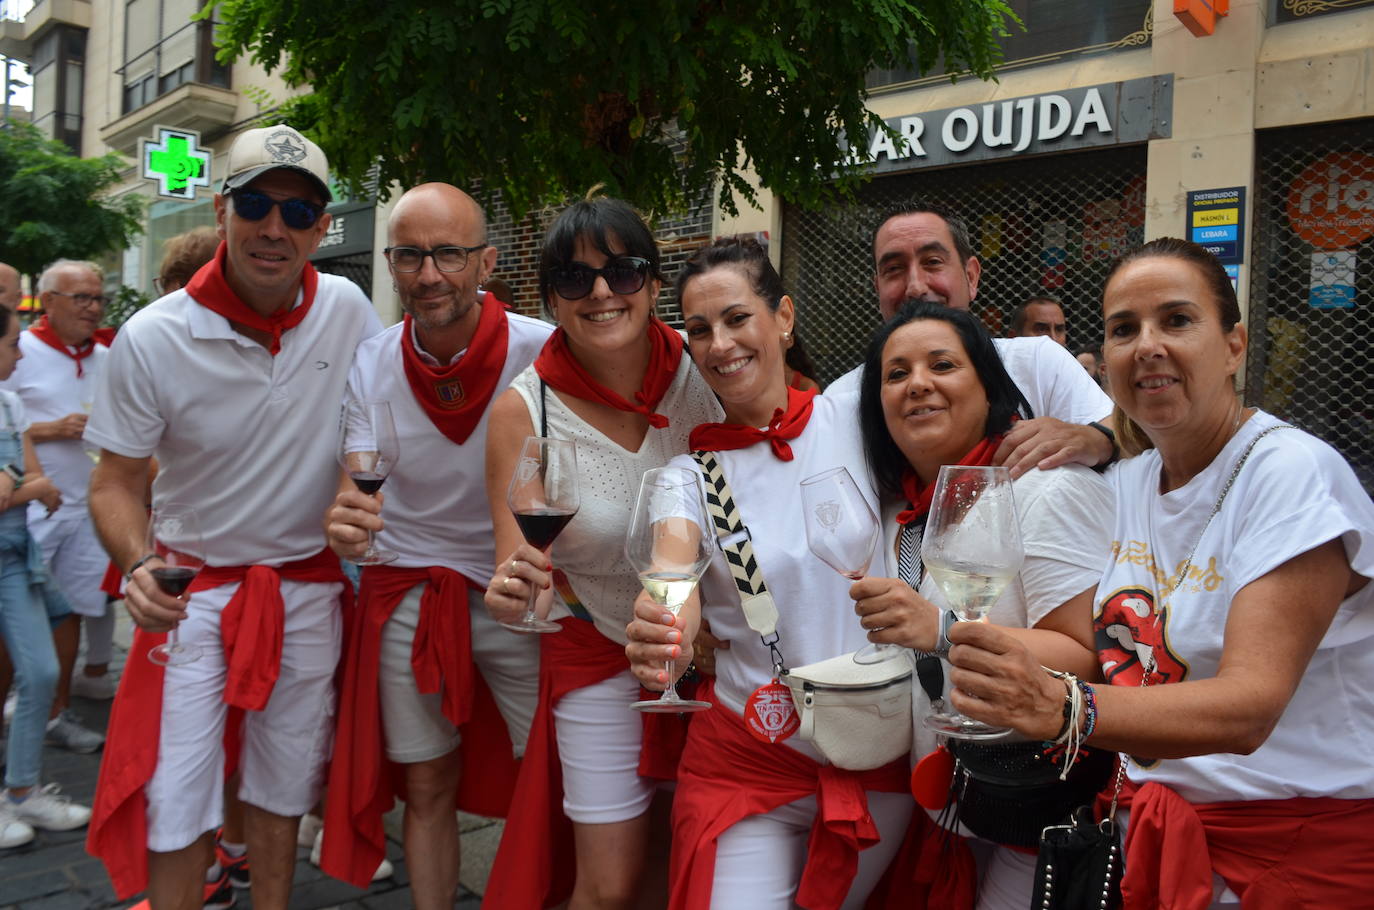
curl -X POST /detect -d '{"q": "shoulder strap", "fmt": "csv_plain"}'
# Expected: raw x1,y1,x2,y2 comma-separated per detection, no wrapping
539,378,549,438
691,450,787,668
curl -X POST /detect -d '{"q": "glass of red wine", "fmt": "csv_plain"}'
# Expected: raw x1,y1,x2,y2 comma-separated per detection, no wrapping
337,399,400,565
146,503,207,667
502,436,579,634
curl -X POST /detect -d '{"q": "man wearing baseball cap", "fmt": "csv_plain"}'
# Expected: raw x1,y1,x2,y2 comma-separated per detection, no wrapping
85,124,382,910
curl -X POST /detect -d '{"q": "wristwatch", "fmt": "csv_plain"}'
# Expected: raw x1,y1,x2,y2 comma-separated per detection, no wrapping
2,463,24,487
932,609,958,658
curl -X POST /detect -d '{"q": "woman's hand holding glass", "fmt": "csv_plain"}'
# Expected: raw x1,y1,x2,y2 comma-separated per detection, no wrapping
484,544,554,625
945,620,1073,742
624,589,695,692
848,575,946,652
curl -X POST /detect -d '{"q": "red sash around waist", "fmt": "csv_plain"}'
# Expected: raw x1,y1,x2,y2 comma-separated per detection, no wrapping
669,679,912,910
1118,778,1374,909
87,548,349,899
321,566,524,886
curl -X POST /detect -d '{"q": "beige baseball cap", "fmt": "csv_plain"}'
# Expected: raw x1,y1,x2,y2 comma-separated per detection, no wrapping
222,124,332,202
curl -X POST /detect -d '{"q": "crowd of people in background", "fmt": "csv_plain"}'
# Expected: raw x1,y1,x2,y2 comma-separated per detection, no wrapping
0,122,1368,910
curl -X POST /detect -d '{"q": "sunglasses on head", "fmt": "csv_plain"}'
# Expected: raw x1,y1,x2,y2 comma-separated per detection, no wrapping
228,188,325,230
549,256,651,300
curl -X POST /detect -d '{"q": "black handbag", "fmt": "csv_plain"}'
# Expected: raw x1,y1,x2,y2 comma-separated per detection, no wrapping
948,739,1116,849
1032,806,1123,910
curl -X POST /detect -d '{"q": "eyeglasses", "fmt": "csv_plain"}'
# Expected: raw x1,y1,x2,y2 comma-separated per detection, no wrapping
227,188,325,230
548,257,651,300
48,290,108,307
384,244,487,274
152,276,180,295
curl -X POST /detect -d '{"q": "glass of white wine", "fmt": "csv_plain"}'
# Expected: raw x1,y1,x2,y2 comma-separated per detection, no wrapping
626,466,714,713
921,464,1024,739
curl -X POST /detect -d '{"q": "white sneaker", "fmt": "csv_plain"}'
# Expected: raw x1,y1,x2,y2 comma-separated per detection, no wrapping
296,811,323,848
310,827,393,881
0,801,34,848
6,783,92,831
43,710,104,754
70,670,119,701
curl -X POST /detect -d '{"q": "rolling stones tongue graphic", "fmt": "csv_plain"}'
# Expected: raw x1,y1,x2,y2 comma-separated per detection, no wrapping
1095,586,1188,769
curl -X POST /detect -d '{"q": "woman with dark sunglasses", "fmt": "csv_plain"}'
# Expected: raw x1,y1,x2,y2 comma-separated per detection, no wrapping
483,195,722,909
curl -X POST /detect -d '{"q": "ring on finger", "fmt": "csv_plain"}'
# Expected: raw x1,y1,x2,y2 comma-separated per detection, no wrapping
510,559,523,574
501,575,513,594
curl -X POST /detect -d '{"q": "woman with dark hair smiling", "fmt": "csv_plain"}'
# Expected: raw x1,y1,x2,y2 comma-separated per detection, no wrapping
849,300,1115,909
947,239,1374,908
483,196,720,909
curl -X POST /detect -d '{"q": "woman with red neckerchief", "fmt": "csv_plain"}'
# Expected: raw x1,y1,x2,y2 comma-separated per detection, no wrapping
482,196,721,909
624,236,914,909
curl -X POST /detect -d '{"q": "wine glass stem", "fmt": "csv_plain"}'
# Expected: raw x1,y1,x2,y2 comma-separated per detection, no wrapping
365,528,378,558
522,584,541,625
168,625,180,651
660,660,680,703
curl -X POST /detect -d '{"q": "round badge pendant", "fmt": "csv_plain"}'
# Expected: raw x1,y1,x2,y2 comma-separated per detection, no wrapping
911,743,955,810
744,679,799,744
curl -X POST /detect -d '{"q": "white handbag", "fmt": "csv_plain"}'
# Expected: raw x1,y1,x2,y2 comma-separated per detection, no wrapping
692,451,912,771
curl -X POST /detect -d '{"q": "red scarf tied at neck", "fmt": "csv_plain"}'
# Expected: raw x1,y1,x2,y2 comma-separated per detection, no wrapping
895,431,1007,526
534,318,683,428
28,315,106,378
688,387,817,461
399,292,509,445
184,243,319,356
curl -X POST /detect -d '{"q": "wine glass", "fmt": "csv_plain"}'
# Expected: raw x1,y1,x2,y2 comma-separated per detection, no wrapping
503,436,579,634
146,503,206,667
626,466,715,713
921,464,1024,739
337,399,400,565
800,466,892,664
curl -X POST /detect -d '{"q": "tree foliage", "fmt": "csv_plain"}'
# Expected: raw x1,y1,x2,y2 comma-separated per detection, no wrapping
215,0,1016,216
0,121,145,279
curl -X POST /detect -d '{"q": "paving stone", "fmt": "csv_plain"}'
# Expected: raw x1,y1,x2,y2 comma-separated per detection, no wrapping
0,868,70,904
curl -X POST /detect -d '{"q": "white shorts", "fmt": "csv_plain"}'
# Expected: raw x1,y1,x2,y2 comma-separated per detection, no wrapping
30,512,107,617
144,579,343,852
378,586,540,763
711,791,912,910
552,670,656,825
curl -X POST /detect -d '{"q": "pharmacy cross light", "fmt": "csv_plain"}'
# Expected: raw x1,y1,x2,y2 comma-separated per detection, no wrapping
141,126,212,200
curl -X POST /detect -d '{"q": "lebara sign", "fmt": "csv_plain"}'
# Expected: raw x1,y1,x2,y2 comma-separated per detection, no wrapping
861,76,1172,175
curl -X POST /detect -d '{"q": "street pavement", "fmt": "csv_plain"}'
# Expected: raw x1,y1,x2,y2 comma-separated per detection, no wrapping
0,608,496,909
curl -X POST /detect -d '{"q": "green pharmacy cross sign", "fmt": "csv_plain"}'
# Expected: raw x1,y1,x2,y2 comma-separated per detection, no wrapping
140,126,212,200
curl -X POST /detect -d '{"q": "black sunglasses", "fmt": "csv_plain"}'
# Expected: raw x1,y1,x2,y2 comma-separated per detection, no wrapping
549,257,651,300
228,188,325,231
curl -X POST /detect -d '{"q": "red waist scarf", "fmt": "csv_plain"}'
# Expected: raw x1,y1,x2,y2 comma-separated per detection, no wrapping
184,243,319,356
484,616,680,908
1116,779,1374,910
87,548,349,899
894,432,1006,526
320,565,519,888
28,315,103,377
534,317,683,428
670,680,914,910
689,386,817,462
399,293,509,445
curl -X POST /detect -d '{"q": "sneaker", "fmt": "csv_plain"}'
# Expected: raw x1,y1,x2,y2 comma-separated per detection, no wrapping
0,801,34,848
44,710,104,753
6,783,91,831
70,670,119,701
215,834,250,890
296,811,322,848
202,868,235,909
310,827,393,881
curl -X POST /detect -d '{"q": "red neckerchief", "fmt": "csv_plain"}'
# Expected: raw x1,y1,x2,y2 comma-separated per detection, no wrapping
895,430,1008,525
184,242,319,356
534,317,683,428
398,293,510,445
688,387,818,462
28,315,100,377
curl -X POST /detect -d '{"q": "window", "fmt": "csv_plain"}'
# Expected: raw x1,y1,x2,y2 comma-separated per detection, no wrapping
121,0,229,114
28,25,84,153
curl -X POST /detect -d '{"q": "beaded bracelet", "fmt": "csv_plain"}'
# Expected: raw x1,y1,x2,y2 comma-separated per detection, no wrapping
1076,678,1098,739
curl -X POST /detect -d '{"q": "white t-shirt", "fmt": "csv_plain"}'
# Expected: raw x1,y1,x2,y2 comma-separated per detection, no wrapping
0,332,108,515
1097,410,1374,801
879,464,1115,759
345,313,553,580
679,393,880,761
509,354,722,644
827,335,1111,426
0,389,29,437
85,275,384,566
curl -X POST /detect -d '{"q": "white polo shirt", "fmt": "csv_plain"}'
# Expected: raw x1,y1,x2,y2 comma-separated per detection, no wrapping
345,313,553,582
828,335,1111,425
84,275,383,566
0,332,108,515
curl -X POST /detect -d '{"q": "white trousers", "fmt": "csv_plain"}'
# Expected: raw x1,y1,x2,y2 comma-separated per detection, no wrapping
553,669,657,824
144,579,342,852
